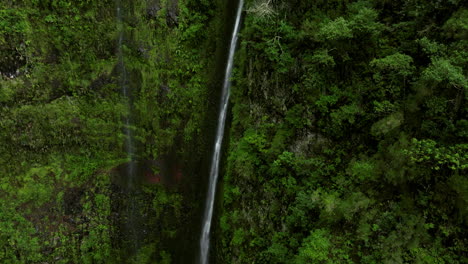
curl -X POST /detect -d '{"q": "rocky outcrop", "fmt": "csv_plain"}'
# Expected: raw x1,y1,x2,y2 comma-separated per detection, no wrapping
166,0,179,28
146,0,161,20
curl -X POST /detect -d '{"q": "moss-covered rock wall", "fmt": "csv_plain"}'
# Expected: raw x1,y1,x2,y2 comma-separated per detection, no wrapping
0,0,228,262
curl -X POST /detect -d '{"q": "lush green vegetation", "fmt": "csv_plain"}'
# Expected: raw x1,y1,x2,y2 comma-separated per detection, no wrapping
1,0,224,262
1,0,466,263
219,0,467,263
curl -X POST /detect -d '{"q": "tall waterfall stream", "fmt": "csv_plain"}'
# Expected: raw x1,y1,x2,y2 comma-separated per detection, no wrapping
116,2,135,180
199,0,244,263
116,0,140,256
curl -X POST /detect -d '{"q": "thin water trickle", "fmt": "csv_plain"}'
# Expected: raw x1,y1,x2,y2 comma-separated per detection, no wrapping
199,0,243,263
116,0,139,256
116,0,135,184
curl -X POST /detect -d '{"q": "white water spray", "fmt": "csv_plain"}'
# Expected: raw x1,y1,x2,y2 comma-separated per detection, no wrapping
199,1,243,263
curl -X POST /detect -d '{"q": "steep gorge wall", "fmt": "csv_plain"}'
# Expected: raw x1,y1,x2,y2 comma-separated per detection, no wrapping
1,0,466,263
0,0,229,262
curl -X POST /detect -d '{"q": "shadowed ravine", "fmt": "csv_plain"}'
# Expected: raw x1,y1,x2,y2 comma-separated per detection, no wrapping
199,0,244,263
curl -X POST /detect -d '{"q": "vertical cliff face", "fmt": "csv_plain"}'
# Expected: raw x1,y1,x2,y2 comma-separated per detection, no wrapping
1,0,466,263
0,0,229,262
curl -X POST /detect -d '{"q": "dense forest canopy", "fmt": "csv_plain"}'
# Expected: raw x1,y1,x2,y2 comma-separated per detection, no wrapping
219,0,467,263
0,0,467,263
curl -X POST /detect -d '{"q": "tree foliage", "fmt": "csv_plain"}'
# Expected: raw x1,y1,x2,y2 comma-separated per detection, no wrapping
220,0,467,263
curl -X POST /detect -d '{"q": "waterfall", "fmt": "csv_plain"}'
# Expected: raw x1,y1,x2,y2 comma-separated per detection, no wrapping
116,1,135,185
116,0,139,256
199,0,243,263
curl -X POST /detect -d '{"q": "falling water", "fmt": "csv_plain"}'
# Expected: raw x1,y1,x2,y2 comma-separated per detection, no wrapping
199,0,243,263
116,1,135,184
116,0,140,257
